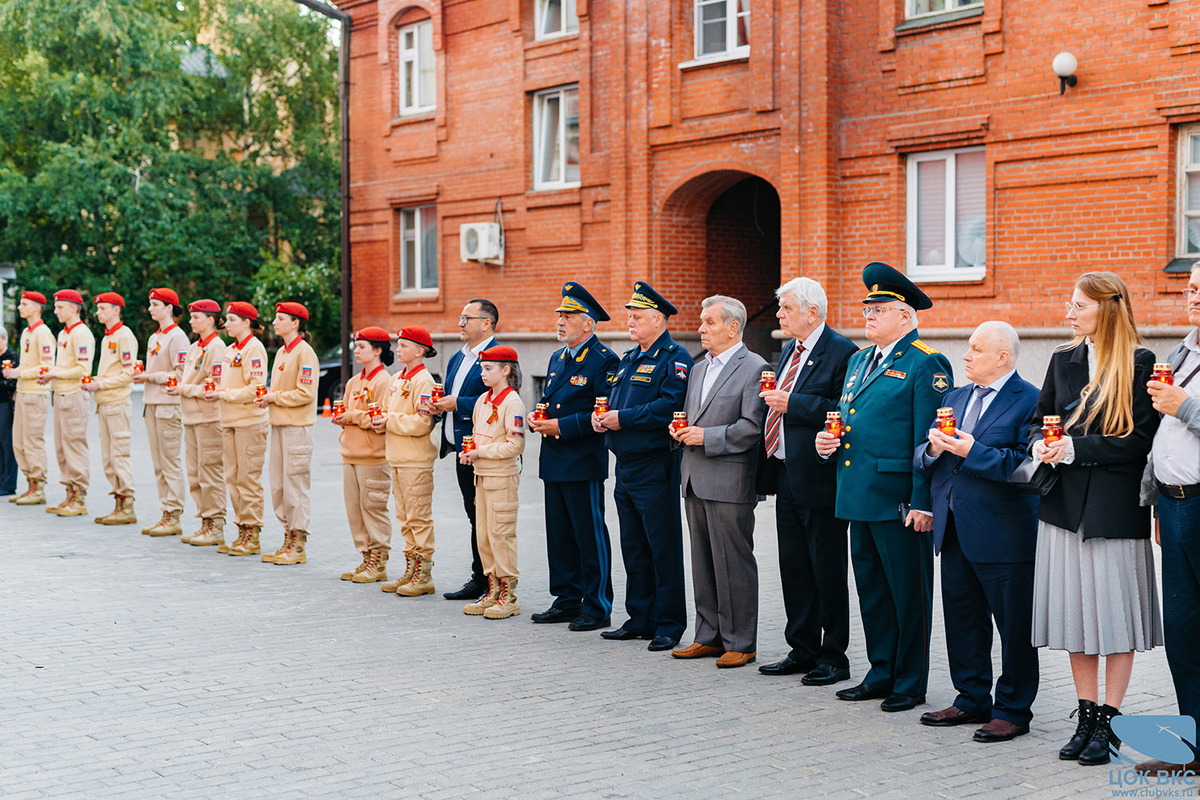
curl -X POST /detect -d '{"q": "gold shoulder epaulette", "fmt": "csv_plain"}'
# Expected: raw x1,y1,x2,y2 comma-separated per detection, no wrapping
856,345,871,353
912,339,939,355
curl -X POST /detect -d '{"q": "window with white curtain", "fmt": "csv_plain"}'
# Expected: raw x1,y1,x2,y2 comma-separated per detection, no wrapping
399,21,435,116
533,86,580,190
1178,124,1200,257
906,0,982,20
399,206,438,292
906,148,986,281
694,0,749,60
536,0,578,39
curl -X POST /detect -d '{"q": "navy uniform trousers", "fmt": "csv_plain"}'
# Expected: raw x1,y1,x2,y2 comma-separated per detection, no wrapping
545,480,613,620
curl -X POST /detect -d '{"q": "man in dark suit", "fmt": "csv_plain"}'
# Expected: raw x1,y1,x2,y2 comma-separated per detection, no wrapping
528,283,620,631
596,282,693,652
669,295,767,668
913,321,1040,743
431,298,498,600
0,327,17,496
816,262,953,712
756,277,857,685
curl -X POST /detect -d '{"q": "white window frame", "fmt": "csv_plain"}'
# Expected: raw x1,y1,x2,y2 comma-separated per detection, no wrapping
691,0,750,63
398,205,438,293
534,0,578,40
905,146,987,283
1177,124,1200,258
398,20,435,117
532,86,581,191
905,0,983,21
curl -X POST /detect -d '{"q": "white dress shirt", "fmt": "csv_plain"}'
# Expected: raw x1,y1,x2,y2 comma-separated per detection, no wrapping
1153,328,1200,485
443,338,492,446
699,340,744,406
771,323,826,461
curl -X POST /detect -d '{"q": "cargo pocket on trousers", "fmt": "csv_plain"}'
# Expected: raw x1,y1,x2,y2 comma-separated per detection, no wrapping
201,434,224,470
364,477,391,512
286,443,313,472
492,501,519,537
157,405,183,450
246,440,267,474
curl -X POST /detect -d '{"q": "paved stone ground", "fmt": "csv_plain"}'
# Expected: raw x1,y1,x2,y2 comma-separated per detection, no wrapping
0,397,1183,799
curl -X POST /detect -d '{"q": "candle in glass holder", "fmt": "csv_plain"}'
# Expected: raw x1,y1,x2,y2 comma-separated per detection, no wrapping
134,360,144,374
430,383,445,403
460,435,476,454
671,411,688,432
825,411,844,438
255,384,267,399
1152,363,1174,385
39,366,49,376
759,370,776,392
166,375,177,389
594,396,609,415
80,375,93,386
203,379,216,393
530,403,548,422
331,400,345,418
936,407,957,436
367,401,381,419
1042,415,1064,444
1,360,11,370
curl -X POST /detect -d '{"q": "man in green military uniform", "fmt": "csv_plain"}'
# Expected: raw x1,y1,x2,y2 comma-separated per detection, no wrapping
816,262,953,712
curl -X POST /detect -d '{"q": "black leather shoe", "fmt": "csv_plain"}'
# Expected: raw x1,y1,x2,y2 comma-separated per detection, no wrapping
757,656,814,676
647,635,680,652
531,606,580,624
836,683,891,702
600,625,653,641
443,579,486,600
880,693,926,712
801,665,851,686
568,614,610,632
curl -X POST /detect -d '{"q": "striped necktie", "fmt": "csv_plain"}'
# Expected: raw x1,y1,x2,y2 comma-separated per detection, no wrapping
764,344,804,458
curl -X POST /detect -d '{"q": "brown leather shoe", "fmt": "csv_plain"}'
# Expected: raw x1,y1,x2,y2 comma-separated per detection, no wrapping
671,642,724,659
972,719,1030,743
1134,759,1200,775
919,706,990,727
715,651,756,668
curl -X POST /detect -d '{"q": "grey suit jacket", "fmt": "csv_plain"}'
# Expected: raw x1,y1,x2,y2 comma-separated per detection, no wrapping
680,344,769,504
1141,335,1200,506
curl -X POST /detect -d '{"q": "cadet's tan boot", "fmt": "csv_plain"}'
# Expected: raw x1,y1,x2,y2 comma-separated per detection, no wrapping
262,531,291,563
483,577,520,619
396,556,433,596
273,531,307,565
351,550,388,583
227,525,261,556
46,486,71,514
189,518,225,547
380,553,415,592
146,509,182,537
14,479,46,506
341,551,370,581
141,510,168,535
181,517,203,544
55,488,87,517
97,495,138,526
463,575,499,615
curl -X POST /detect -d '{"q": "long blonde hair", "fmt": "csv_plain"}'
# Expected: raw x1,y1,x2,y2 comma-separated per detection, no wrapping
1062,272,1140,437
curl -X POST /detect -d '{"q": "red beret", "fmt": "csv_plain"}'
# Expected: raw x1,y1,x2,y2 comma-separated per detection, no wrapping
275,301,309,320
94,292,125,308
188,299,222,314
479,345,519,363
54,289,84,305
149,288,179,306
225,301,258,321
398,326,437,357
353,326,392,344
21,291,47,305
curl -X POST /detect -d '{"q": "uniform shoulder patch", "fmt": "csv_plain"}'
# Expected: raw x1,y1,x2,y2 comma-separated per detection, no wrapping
856,345,871,352
932,372,950,392
912,339,939,356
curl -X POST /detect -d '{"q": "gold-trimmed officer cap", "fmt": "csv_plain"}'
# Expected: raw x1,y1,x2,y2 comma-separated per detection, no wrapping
861,262,933,311
624,281,678,317
555,282,610,322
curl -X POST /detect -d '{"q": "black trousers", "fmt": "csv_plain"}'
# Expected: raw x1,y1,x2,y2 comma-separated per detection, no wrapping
455,457,484,584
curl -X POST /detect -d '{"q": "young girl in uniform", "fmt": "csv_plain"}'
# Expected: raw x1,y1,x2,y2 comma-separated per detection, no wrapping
460,345,526,619
336,326,394,583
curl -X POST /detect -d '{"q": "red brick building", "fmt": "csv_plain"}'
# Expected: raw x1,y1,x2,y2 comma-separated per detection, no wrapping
334,0,1197,372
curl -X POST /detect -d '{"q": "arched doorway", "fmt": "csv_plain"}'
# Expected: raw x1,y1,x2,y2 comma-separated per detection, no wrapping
657,171,782,359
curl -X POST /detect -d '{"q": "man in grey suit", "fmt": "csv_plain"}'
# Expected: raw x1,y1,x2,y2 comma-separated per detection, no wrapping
669,295,768,668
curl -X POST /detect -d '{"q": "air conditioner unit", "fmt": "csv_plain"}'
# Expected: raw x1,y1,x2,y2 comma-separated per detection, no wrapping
459,222,503,264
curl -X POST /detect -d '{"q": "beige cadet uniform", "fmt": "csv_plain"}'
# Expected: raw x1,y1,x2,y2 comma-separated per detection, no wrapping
340,364,393,553
178,332,227,521
471,387,527,580
217,335,269,527
93,323,139,498
267,337,319,533
13,319,55,482
384,364,437,559
143,323,190,513
52,321,96,492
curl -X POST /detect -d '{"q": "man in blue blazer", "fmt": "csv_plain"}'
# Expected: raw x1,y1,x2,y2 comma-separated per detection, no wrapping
914,321,1040,743
431,298,498,600
528,283,620,631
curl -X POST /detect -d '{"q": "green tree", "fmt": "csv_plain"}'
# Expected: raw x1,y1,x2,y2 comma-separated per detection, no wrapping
0,0,341,348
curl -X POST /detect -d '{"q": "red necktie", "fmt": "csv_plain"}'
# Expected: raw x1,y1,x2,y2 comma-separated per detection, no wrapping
764,344,804,458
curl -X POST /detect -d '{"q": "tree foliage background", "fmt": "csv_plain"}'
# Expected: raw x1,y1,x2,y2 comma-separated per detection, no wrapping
0,0,341,349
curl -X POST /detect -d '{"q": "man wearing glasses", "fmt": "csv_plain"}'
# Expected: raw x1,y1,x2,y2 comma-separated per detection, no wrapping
431,299,499,601
816,262,953,713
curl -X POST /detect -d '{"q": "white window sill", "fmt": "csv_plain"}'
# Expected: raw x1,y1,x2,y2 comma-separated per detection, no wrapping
532,181,581,193
394,289,439,299
679,48,750,71
910,266,987,283
533,30,580,43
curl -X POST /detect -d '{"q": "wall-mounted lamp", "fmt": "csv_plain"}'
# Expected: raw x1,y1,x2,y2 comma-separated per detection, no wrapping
1052,52,1078,95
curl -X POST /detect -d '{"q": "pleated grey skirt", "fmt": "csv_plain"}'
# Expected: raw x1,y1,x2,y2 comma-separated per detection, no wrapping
1032,521,1164,656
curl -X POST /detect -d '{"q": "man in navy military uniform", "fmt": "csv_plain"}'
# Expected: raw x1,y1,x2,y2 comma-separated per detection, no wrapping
595,282,694,652
528,283,620,631
816,262,953,712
